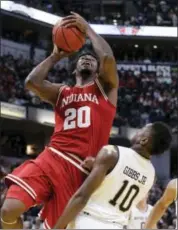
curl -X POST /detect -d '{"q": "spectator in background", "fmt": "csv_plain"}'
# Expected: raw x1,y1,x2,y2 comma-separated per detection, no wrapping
0,53,177,130
12,0,178,26
0,54,70,109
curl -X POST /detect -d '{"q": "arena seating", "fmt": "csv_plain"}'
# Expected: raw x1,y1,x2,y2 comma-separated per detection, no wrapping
15,0,178,26
0,54,177,129
1,1,177,228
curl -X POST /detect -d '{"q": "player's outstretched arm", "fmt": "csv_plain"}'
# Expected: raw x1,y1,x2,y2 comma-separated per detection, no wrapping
25,45,71,106
144,179,177,229
53,145,118,229
61,12,118,90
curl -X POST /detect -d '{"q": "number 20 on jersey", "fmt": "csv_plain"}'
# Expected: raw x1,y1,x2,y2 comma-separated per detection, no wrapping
64,106,91,130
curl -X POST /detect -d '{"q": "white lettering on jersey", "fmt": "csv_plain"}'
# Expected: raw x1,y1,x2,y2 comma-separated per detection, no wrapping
91,95,99,104
61,93,99,108
77,94,84,102
64,106,91,130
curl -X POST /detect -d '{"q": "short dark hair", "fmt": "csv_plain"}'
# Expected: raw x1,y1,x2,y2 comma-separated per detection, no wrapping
151,122,172,155
69,47,100,74
77,47,98,60
77,49,100,66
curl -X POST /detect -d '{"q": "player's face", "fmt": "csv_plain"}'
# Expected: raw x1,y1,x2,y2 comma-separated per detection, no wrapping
76,55,98,76
131,124,153,146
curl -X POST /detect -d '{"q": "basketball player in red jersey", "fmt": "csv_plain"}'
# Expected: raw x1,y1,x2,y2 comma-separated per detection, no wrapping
1,13,118,229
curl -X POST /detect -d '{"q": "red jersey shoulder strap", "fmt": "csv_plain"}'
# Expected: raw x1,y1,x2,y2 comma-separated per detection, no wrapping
95,78,108,101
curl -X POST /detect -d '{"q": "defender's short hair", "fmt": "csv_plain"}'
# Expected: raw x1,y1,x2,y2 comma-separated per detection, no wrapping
151,122,172,155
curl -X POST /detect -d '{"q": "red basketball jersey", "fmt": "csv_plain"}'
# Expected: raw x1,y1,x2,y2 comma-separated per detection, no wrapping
49,79,116,159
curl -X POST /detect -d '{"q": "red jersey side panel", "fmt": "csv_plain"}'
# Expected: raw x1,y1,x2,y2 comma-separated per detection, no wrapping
49,80,116,159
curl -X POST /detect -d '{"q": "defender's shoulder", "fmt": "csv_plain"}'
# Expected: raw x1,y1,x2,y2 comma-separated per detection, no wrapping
98,145,119,168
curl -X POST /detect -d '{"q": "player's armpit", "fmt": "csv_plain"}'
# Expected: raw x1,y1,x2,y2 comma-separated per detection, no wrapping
53,145,118,229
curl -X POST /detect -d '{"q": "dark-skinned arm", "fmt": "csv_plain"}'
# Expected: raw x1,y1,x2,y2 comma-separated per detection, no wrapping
25,45,70,106
53,146,118,229
87,26,118,88
61,13,118,89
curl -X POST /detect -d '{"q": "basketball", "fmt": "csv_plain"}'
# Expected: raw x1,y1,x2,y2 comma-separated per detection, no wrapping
52,24,86,52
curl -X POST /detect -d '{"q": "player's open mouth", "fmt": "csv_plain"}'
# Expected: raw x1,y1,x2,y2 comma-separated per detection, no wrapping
82,62,91,67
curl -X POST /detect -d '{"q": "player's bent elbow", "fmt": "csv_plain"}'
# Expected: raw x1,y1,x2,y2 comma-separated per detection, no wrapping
24,78,34,90
24,78,40,91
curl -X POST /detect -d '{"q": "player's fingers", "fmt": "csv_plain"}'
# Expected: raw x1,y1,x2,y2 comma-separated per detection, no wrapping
60,50,74,58
64,22,78,28
70,11,80,17
61,19,76,26
61,20,76,26
81,162,91,171
81,160,89,166
62,22,77,28
62,16,76,21
81,157,95,170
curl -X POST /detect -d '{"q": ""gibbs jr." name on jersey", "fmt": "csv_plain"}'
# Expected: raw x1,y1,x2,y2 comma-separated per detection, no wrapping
123,166,147,185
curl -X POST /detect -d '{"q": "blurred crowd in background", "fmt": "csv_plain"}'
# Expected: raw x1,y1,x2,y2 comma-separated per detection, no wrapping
15,0,178,26
2,27,178,62
0,55,70,109
117,68,178,129
0,54,177,129
0,1,177,229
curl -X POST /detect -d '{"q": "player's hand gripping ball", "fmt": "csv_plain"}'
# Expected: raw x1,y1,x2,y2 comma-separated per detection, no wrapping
53,13,86,52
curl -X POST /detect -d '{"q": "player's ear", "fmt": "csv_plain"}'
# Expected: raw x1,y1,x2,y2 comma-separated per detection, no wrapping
140,137,148,146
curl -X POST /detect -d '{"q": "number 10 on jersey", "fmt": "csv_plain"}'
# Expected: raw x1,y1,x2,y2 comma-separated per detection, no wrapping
64,106,91,130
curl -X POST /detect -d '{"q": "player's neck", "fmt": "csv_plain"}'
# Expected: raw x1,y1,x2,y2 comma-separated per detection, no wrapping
75,75,94,86
131,145,150,160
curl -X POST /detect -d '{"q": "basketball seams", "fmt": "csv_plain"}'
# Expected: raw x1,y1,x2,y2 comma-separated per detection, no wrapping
61,27,72,52
53,25,85,52
70,28,84,45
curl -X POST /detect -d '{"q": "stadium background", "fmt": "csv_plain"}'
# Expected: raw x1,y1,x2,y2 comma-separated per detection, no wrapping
0,0,177,228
